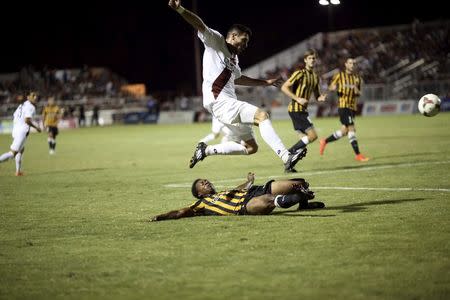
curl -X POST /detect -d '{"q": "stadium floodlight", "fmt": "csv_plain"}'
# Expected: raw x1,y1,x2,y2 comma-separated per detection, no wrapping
319,0,330,5
330,0,340,5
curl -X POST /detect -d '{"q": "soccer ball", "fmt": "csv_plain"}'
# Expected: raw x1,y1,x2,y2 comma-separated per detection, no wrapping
418,94,441,117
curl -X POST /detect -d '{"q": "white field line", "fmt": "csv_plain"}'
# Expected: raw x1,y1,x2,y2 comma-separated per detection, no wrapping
165,160,450,190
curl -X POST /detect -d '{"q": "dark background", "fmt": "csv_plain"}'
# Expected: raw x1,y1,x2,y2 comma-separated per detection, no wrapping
0,0,447,93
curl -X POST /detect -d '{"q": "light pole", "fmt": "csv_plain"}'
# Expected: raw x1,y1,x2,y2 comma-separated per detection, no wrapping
319,0,340,31
193,0,202,96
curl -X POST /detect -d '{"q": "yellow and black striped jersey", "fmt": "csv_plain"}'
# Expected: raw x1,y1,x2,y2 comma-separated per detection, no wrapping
42,105,60,127
330,71,362,111
287,68,320,112
189,189,249,216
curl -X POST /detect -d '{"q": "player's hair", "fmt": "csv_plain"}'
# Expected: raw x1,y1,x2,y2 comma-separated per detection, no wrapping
303,49,317,60
227,24,252,38
344,57,356,64
191,179,202,199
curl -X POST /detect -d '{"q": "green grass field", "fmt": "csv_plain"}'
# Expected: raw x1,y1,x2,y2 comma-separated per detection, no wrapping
1,113,449,299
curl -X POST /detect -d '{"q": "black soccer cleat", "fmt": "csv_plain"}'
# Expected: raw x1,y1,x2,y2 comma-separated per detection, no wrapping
284,148,307,172
284,167,298,173
189,142,207,168
306,201,325,209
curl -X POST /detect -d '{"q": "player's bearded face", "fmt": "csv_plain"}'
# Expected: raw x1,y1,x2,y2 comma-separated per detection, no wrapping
231,33,249,54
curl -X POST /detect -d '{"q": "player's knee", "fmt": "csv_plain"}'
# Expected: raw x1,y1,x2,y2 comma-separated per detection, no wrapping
260,195,276,214
246,144,258,155
253,109,270,124
308,131,318,142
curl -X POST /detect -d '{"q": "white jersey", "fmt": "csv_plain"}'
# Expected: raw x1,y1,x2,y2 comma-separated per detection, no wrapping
13,100,36,134
198,27,242,110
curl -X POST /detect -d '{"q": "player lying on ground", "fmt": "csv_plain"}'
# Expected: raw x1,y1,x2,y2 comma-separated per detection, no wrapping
150,172,324,221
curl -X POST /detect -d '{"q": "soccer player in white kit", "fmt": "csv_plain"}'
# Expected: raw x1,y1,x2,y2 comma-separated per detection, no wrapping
0,92,42,176
168,0,306,172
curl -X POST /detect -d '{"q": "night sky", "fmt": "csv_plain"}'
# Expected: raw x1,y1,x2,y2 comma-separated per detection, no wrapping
1,0,447,94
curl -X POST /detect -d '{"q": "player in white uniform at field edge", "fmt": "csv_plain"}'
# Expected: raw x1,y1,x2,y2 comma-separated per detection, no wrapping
0,92,42,176
168,0,307,172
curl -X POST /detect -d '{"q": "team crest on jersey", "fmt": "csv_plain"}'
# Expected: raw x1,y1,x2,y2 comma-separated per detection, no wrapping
224,57,239,73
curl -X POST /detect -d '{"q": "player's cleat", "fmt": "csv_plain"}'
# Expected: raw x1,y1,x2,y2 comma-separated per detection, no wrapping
189,142,207,168
305,201,325,209
284,167,298,173
319,139,327,155
284,148,307,172
355,154,370,162
49,149,55,155
15,171,24,176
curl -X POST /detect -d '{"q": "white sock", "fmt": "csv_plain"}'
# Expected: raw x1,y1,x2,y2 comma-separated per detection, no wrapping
205,141,248,155
259,119,288,162
348,131,356,143
301,136,310,145
15,153,22,173
0,151,14,162
333,130,343,140
199,133,216,143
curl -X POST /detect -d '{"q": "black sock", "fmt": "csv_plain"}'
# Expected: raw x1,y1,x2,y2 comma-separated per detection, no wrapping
289,141,306,153
350,140,360,155
325,134,338,143
274,194,302,208
48,141,52,149
52,142,56,150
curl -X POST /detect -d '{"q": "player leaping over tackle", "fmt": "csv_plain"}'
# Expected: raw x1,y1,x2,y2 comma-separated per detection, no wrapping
168,0,307,173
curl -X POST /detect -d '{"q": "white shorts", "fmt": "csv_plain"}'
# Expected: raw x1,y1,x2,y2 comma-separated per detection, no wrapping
209,96,257,142
11,129,28,152
211,96,258,125
211,116,225,134
223,123,255,143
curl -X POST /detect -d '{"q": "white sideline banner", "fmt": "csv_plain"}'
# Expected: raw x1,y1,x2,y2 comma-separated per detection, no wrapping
362,100,415,116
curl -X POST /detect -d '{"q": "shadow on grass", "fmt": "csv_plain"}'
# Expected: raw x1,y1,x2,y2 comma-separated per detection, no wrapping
324,197,426,213
271,211,337,217
272,197,426,216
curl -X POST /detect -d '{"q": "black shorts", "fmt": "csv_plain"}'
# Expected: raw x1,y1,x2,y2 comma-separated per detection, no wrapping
239,180,275,215
288,112,314,134
338,108,356,126
47,126,59,137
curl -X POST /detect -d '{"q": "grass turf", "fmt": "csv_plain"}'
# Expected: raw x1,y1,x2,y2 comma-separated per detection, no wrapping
1,113,449,299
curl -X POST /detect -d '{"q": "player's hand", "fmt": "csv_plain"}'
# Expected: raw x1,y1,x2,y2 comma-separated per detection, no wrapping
36,127,42,133
318,93,327,102
150,216,160,222
265,77,283,88
168,0,181,9
297,98,308,106
247,172,255,183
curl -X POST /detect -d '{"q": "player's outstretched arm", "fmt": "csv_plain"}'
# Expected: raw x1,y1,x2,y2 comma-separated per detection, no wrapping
25,117,41,132
150,207,195,222
235,75,282,87
168,0,206,33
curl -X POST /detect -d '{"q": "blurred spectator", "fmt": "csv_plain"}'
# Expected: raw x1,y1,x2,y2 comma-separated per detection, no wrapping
91,105,100,126
78,104,86,127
